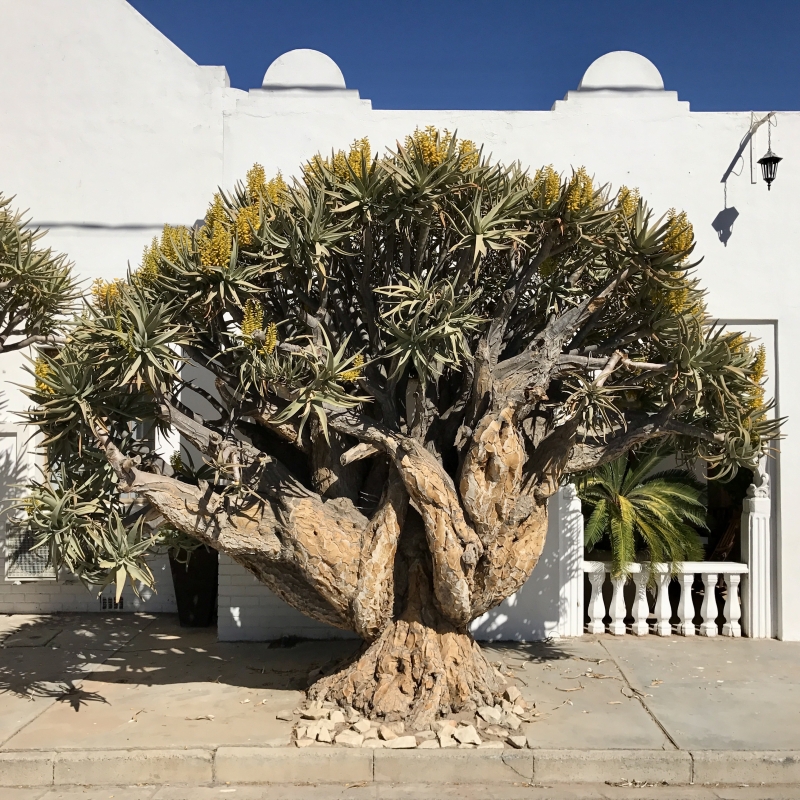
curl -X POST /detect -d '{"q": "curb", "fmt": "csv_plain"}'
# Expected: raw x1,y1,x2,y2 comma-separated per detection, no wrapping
2,747,799,787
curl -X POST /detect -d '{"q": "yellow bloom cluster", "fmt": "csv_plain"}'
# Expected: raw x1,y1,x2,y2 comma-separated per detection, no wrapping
305,138,373,182
246,163,267,202
34,356,53,394
263,321,278,355
341,353,364,383
197,194,232,269
404,127,478,170
91,277,124,311
749,343,767,412
664,209,694,260
134,225,192,287
160,224,192,263
533,165,561,207
236,205,260,246
617,186,641,218
566,167,593,213
241,298,264,343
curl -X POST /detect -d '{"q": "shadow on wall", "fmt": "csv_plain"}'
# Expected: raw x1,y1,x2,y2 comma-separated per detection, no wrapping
712,206,739,246
470,498,581,642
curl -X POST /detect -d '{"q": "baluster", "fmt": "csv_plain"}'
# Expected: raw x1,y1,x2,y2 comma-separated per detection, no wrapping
700,572,719,636
587,567,607,634
609,574,627,635
678,572,696,636
722,573,742,637
655,571,672,636
631,569,650,635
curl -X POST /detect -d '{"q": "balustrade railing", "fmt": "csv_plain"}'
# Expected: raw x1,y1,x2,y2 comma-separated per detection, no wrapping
584,561,749,637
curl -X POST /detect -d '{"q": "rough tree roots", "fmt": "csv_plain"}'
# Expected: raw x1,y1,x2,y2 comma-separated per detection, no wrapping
308,620,503,731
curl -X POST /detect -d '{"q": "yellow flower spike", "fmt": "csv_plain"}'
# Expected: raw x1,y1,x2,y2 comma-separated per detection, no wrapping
617,186,641,218
566,167,592,213
534,166,561,207
265,172,287,204
236,205,260,246
197,194,233,269
341,353,365,383
134,237,160,287
34,356,53,394
664,209,694,261
246,163,267,203
263,321,278,355
241,298,264,345
91,278,124,312
159,224,191,263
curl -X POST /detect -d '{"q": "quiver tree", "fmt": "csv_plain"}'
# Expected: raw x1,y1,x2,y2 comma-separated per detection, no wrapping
24,130,780,728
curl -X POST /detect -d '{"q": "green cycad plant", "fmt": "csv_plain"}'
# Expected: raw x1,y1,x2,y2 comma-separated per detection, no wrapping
579,447,706,577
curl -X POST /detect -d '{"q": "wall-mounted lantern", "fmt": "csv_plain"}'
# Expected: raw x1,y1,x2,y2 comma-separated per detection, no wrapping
757,118,781,191
758,148,782,191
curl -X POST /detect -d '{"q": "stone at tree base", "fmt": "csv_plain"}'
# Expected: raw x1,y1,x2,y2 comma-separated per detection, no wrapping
362,739,384,748
512,704,526,716
502,713,521,731
301,708,328,721
504,686,522,704
329,709,346,724
353,719,372,734
486,725,508,738
415,730,437,741
453,725,482,746
418,740,440,748
507,735,527,749
363,728,379,740
346,709,360,724
477,706,502,724
316,727,333,744
335,730,364,748
276,710,294,721
379,725,398,741
295,738,314,748
386,736,417,749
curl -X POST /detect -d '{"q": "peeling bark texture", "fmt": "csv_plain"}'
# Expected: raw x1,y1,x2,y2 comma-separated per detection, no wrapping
311,559,503,730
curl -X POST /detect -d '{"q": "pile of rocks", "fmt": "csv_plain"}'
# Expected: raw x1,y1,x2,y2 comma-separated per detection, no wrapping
280,686,531,750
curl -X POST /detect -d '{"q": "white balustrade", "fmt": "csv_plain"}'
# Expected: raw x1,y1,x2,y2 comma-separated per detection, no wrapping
583,561,748,637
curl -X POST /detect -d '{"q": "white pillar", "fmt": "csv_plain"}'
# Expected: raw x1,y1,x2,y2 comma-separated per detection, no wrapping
741,460,773,638
678,572,696,636
557,484,585,637
608,574,627,635
586,563,607,634
722,573,743,637
655,571,672,636
699,572,719,637
630,569,650,635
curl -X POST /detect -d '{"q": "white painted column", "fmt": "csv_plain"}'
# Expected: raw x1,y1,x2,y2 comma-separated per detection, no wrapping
557,484,585,637
722,573,743,637
678,572,696,636
699,572,719,637
608,574,627,635
741,459,773,638
586,563,607,634
654,571,672,636
631,569,650,635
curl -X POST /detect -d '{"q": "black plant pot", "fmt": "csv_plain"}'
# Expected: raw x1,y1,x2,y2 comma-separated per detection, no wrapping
169,547,218,627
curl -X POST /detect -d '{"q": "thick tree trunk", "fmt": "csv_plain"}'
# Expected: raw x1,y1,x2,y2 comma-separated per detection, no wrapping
310,556,503,731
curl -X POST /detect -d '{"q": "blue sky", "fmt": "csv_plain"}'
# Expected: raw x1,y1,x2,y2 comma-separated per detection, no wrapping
129,0,800,111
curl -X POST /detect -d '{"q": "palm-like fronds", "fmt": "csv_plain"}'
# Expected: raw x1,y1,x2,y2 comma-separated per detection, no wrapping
578,447,706,576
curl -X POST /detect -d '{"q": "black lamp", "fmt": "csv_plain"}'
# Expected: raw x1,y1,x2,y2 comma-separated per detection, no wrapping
758,120,782,190
758,149,782,190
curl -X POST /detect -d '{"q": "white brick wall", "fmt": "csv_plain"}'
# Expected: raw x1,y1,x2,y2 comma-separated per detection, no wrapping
218,554,357,642
0,552,177,614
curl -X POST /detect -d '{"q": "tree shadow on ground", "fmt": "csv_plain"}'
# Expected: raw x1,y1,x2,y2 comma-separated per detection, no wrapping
0,613,573,710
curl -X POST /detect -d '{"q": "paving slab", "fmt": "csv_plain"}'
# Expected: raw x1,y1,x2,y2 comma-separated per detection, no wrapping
600,636,800,750
4,617,359,751
482,640,670,749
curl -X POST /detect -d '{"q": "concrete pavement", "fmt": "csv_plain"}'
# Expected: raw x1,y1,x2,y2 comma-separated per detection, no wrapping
1,613,799,790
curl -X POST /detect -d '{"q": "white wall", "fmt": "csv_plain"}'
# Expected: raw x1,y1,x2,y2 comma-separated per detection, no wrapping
1,3,796,636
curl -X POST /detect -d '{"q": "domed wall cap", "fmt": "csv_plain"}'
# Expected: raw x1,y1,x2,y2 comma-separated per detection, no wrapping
262,49,346,90
578,51,664,92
